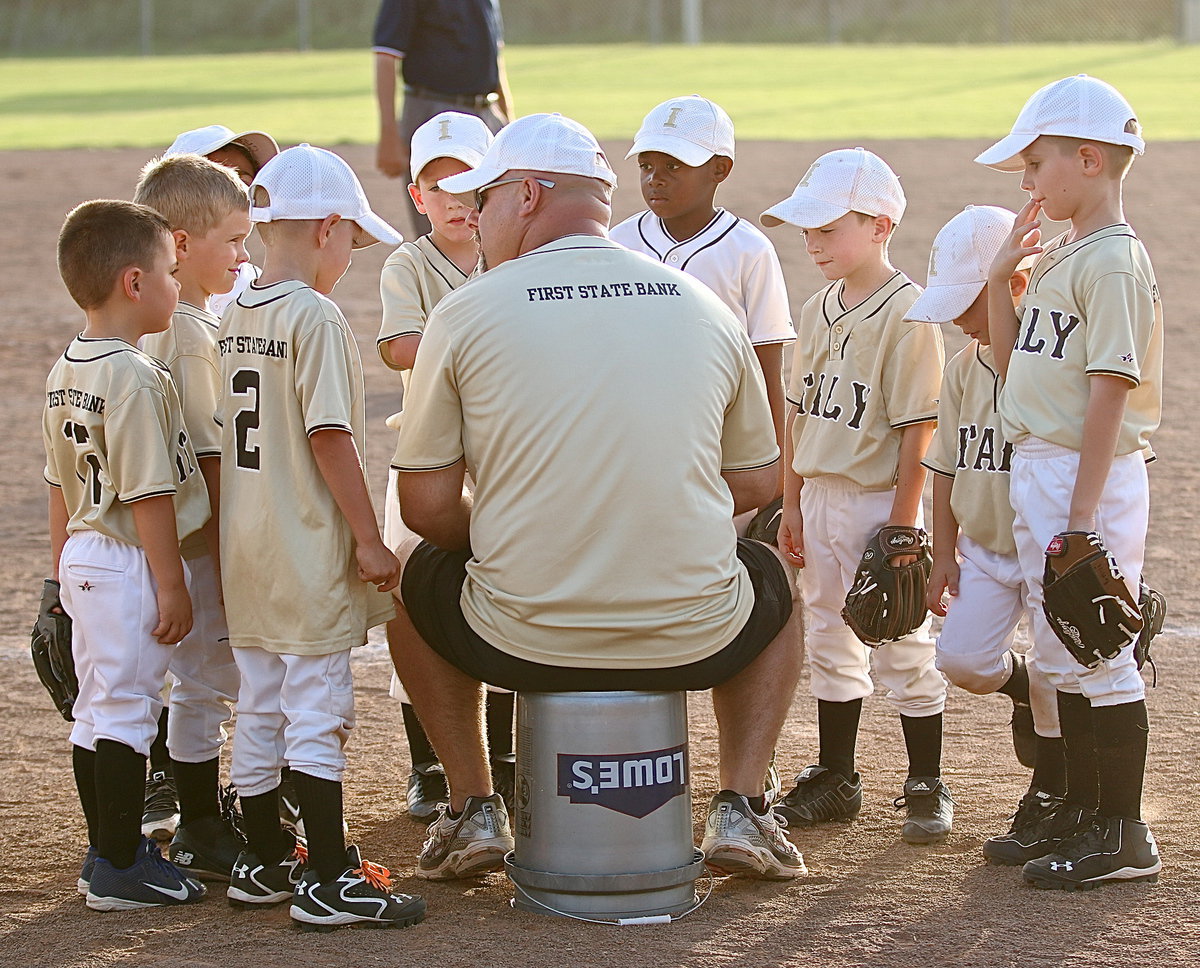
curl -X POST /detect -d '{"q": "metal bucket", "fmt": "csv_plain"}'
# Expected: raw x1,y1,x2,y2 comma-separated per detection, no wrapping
505,691,703,919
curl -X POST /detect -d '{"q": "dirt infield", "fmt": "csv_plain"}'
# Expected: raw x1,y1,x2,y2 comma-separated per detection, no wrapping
1,141,1197,968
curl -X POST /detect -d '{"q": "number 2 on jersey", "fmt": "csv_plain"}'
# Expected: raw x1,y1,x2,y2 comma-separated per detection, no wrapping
231,368,261,470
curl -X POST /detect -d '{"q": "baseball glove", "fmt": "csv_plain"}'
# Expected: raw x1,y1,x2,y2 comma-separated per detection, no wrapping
30,579,77,721
842,526,932,647
746,497,784,546
1135,581,1166,682
1041,531,1143,669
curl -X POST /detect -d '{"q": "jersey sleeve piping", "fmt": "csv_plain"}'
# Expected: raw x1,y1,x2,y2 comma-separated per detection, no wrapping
306,421,354,436
720,455,780,473
120,486,178,504
1085,366,1140,386
391,456,465,473
891,412,938,429
372,45,404,58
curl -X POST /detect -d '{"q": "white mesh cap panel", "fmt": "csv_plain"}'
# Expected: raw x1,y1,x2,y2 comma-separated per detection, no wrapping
409,111,494,182
906,205,1018,323
760,147,905,229
626,94,736,166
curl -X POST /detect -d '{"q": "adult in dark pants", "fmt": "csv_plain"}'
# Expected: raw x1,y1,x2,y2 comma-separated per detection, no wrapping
372,0,514,236
388,114,806,884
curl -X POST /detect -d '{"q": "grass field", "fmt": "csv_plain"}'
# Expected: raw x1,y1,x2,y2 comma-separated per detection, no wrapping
0,42,1196,150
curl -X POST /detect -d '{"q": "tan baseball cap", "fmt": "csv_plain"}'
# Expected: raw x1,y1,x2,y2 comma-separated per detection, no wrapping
760,148,905,230
975,74,1144,172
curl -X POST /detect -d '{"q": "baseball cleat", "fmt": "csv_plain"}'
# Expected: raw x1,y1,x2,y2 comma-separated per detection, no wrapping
417,794,513,880
405,761,449,824
775,765,863,826
141,770,180,841
896,776,954,845
1022,816,1161,890
170,812,246,882
291,846,426,931
77,845,98,895
983,794,1087,866
85,836,206,911
227,838,308,906
702,791,806,880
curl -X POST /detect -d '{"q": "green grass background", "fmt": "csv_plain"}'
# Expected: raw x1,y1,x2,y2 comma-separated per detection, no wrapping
0,43,1195,150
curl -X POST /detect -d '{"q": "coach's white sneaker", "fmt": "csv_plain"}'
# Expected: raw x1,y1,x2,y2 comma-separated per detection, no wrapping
702,791,807,880
417,794,513,880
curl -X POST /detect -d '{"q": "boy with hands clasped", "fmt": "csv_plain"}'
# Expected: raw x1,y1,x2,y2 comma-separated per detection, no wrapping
978,74,1163,889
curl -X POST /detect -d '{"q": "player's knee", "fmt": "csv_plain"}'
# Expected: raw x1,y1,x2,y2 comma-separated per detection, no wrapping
935,651,998,694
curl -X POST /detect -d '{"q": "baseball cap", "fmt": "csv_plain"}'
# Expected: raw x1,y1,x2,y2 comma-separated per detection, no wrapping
760,147,905,230
249,144,403,249
438,113,617,195
164,124,279,170
906,205,1035,323
625,95,735,167
409,111,494,183
975,74,1144,172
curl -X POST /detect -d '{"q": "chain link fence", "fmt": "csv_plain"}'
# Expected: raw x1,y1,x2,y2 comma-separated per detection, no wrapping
1,0,1192,56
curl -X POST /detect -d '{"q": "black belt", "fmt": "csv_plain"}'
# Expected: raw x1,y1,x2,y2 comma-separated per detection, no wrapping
404,85,499,110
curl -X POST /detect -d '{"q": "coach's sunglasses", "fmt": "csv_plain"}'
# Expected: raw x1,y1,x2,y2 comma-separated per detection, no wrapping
456,176,556,212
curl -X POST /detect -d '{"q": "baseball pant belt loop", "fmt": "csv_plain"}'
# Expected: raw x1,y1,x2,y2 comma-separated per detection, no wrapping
404,85,499,109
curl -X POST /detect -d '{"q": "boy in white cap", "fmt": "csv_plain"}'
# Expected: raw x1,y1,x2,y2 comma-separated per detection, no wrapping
375,111,515,823
216,144,426,928
978,74,1163,889
760,148,950,845
907,205,1069,858
163,125,280,316
610,95,794,494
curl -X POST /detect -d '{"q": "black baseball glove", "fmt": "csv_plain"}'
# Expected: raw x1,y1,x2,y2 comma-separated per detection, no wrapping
1042,531,1143,669
30,579,77,721
842,526,932,647
1135,581,1166,682
745,497,784,546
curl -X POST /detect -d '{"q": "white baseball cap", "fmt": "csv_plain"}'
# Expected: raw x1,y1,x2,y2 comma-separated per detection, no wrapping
625,95,735,167
760,147,905,230
906,205,1036,323
250,144,403,249
164,124,279,170
409,111,494,183
438,113,618,194
975,74,1144,172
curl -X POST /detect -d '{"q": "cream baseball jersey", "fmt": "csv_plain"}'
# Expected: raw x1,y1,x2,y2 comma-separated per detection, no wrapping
1000,225,1162,458
217,281,393,655
376,235,471,391
43,336,209,548
923,343,1016,556
393,237,778,669
142,302,223,559
610,209,794,346
787,272,944,489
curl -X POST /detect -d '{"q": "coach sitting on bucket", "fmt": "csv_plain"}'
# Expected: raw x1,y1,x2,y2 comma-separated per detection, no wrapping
388,113,805,883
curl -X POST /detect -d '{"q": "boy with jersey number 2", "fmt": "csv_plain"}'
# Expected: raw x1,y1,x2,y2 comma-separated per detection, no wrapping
907,205,1069,854
610,95,794,495
216,144,426,929
761,148,953,845
45,200,208,911
133,154,252,883
376,111,516,824
978,74,1163,889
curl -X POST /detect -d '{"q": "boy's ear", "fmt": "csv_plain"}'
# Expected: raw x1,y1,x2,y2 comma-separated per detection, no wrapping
1078,142,1105,177
871,216,894,243
121,265,143,302
317,213,342,247
1010,269,1030,302
408,183,427,215
712,156,733,184
172,228,190,260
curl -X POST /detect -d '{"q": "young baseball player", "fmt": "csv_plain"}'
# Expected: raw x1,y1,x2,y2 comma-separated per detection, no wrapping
375,111,515,823
162,125,279,316
216,144,425,929
977,74,1163,889
610,95,794,488
760,148,951,845
132,153,252,881
46,199,208,911
907,205,1068,850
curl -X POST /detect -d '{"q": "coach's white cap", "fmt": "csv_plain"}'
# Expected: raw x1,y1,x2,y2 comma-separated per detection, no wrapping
760,147,905,230
625,95,735,166
250,144,403,248
164,124,279,170
975,74,1144,172
409,111,494,183
438,113,618,194
906,205,1036,323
